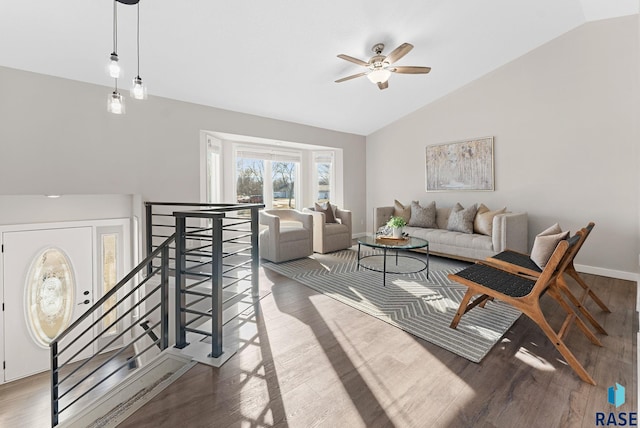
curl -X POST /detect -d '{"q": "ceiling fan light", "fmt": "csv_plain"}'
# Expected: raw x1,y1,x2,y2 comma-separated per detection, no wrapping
367,68,391,84
131,76,147,100
107,91,125,114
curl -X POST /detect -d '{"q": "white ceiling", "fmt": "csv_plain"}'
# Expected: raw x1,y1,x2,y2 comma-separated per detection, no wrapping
1,1,637,136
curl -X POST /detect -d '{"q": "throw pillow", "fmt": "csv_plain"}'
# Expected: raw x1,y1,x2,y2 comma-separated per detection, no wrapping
408,201,437,228
393,200,413,223
447,203,478,234
530,223,569,269
473,204,507,236
436,207,452,230
315,201,337,223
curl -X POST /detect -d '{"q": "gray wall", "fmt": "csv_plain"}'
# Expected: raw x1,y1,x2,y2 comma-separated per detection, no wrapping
366,16,639,277
0,195,135,226
1,16,637,276
0,66,367,233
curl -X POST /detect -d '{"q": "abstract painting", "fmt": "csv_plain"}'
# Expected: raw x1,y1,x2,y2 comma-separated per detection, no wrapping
425,137,494,191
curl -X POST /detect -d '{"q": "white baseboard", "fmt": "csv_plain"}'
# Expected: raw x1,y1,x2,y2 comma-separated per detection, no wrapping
574,263,639,282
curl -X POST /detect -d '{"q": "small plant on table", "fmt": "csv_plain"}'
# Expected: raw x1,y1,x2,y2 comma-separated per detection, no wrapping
387,216,407,229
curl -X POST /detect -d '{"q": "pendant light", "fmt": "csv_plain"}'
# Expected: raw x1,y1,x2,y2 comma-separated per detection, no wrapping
130,1,147,100
107,87,125,114
107,1,121,79
107,1,125,114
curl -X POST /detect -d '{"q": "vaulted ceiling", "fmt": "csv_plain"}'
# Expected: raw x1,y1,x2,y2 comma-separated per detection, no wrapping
1,1,637,135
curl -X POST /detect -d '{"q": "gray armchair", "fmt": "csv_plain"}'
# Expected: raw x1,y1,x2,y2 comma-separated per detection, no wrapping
259,209,313,263
303,206,352,254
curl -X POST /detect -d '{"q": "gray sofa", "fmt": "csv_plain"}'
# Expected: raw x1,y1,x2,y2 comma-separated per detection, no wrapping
374,204,528,261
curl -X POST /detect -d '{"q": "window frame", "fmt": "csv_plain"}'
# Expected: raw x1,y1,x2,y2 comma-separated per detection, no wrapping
233,144,302,210
200,131,343,210
312,151,335,204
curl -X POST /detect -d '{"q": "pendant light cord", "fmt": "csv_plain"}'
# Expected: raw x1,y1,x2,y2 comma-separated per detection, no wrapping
112,0,117,54
113,0,118,91
137,3,140,77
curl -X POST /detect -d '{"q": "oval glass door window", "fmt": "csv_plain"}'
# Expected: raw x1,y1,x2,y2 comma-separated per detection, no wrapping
25,248,75,347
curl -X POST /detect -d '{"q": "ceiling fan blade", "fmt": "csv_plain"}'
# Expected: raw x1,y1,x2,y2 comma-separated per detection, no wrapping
385,43,413,64
390,66,431,74
377,81,389,90
335,72,367,83
337,54,369,67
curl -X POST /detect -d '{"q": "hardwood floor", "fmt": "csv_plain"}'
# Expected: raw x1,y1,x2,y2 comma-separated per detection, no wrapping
119,268,637,428
0,348,134,427
1,266,635,427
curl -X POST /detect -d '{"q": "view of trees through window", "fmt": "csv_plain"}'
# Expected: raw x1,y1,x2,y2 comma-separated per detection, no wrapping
236,158,264,203
236,157,298,209
316,162,331,202
272,161,297,208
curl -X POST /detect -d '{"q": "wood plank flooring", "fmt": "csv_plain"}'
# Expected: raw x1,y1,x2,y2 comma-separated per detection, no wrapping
0,265,636,427
0,348,134,427
119,267,637,428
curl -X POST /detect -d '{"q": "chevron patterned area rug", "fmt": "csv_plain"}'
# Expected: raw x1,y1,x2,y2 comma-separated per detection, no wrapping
262,248,522,363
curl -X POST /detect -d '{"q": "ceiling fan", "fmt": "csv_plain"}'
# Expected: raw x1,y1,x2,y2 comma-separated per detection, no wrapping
335,42,431,90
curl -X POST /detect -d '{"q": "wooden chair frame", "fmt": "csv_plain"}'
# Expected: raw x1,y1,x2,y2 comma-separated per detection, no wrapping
485,222,609,340
448,238,598,385
560,223,610,311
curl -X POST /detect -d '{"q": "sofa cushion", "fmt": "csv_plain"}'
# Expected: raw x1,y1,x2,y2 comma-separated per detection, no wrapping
315,201,337,223
279,227,313,243
394,200,413,223
408,201,437,228
404,226,494,251
530,223,569,268
474,204,507,236
324,222,349,236
447,203,478,234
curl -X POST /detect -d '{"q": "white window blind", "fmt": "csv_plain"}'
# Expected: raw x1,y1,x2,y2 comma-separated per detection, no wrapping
313,151,334,163
236,146,301,163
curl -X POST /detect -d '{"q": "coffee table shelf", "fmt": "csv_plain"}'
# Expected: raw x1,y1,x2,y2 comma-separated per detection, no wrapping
357,235,429,286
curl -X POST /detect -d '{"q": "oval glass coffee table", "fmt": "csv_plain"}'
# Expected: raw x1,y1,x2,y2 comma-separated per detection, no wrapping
357,235,429,286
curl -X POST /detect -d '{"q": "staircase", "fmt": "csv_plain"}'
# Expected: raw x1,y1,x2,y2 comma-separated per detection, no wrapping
49,202,264,427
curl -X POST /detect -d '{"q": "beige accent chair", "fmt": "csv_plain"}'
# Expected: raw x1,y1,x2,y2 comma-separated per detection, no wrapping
303,206,352,254
259,209,313,263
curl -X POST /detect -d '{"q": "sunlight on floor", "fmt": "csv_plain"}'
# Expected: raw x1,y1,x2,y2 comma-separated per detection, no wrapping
515,346,556,372
322,306,467,427
464,324,509,340
318,262,332,271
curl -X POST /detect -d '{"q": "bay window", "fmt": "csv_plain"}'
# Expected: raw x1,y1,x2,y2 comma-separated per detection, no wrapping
201,131,342,211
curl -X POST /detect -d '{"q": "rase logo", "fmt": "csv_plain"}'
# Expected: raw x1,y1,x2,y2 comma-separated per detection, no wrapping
595,383,637,426
609,383,626,408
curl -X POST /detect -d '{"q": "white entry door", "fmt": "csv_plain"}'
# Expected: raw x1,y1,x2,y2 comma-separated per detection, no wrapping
2,226,94,382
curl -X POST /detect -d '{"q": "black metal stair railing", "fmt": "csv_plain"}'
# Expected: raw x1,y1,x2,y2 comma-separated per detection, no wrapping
145,202,263,359
50,202,263,426
50,235,174,427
